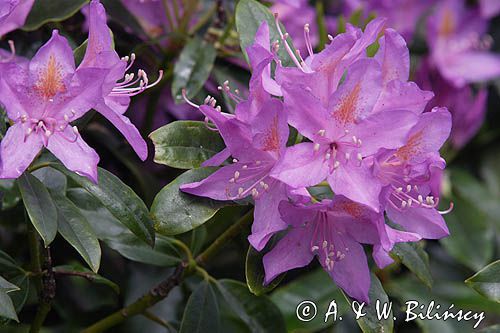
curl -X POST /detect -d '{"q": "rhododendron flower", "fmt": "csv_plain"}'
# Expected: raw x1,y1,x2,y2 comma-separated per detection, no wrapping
78,0,163,161
263,196,420,302
0,31,105,181
427,0,500,87
416,59,488,148
343,0,432,41
372,108,453,254
179,82,306,250
479,0,500,19
0,0,35,36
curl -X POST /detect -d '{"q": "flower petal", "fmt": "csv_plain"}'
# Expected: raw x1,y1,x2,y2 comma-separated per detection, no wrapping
271,143,329,188
373,80,434,114
386,204,449,239
374,28,410,84
0,123,43,179
327,162,382,212
263,226,314,284
46,127,99,183
248,181,289,251
95,100,147,161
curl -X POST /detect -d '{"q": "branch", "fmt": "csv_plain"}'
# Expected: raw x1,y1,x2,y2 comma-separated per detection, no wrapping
81,264,186,333
81,209,254,333
30,247,56,333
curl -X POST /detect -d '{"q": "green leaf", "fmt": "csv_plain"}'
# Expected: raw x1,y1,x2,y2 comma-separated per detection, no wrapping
150,121,225,169
0,179,21,211
106,234,181,267
51,165,155,246
342,274,393,333
33,167,67,193
171,37,216,103
51,193,101,273
480,325,500,333
440,196,493,271
216,279,286,333
0,251,22,275
8,274,29,313
235,0,296,67
53,264,119,293
23,0,90,31
465,260,500,302
0,277,19,294
18,173,58,247
179,280,220,333
245,244,284,296
271,269,349,332
0,290,18,322
391,241,433,288
151,167,229,236
73,39,88,66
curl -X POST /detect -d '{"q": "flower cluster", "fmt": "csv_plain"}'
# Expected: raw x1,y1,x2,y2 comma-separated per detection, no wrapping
0,0,162,182
181,17,453,302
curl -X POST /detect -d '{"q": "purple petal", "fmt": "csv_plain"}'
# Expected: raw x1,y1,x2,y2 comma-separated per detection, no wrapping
29,30,76,90
263,226,314,284
438,51,500,87
327,162,382,212
0,123,43,179
250,99,288,158
280,83,331,140
375,28,410,84
271,143,329,188
327,234,371,303
0,0,35,36
95,100,147,161
374,80,434,114
328,59,382,128
248,181,289,251
395,107,451,164
386,204,449,239
46,127,100,183
350,110,418,156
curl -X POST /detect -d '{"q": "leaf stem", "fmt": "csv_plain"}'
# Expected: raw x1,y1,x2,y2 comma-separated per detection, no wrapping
30,247,56,333
195,209,253,266
81,209,253,333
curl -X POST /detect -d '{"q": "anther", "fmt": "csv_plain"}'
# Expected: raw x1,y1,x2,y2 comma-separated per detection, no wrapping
234,171,240,180
317,129,326,136
313,143,321,151
406,184,412,192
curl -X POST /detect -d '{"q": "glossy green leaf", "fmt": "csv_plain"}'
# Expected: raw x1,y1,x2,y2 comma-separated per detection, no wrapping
23,0,90,31
51,165,155,246
172,37,216,103
0,290,18,322
217,279,286,333
151,167,229,236
33,168,67,193
179,280,220,333
391,241,433,288
52,194,101,273
18,173,57,247
440,196,494,271
106,234,181,267
236,0,296,67
271,269,349,332
53,264,119,293
8,274,29,313
342,274,393,333
150,121,225,169
465,260,500,302
0,277,19,322
246,243,284,296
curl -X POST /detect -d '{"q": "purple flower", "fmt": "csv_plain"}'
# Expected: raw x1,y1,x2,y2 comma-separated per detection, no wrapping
271,23,423,211
344,0,432,41
179,27,311,250
78,0,163,161
263,196,420,302
416,59,488,148
372,108,453,246
426,0,500,87
0,0,34,37
0,31,105,181
479,0,500,18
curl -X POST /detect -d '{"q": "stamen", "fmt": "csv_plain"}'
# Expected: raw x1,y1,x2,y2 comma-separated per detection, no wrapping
182,89,199,108
274,13,304,71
